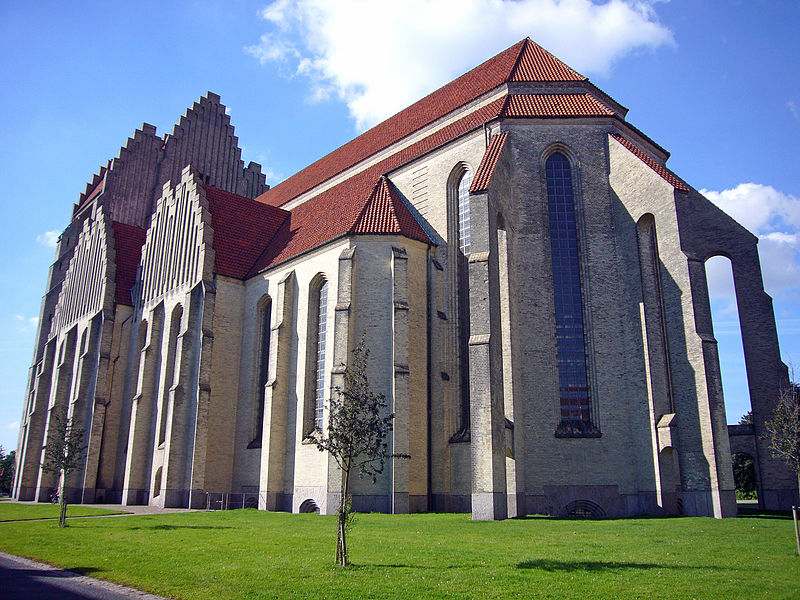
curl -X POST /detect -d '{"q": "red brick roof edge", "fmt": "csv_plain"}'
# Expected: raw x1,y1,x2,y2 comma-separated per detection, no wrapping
609,133,689,192
256,38,590,208
470,132,509,193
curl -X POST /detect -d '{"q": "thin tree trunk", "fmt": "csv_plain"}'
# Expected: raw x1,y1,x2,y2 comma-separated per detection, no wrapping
337,462,351,567
58,476,67,528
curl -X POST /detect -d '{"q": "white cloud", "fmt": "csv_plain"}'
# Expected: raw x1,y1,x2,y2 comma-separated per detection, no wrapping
788,100,799,122
700,183,800,234
36,230,60,248
5,421,19,431
702,183,800,302
246,0,674,130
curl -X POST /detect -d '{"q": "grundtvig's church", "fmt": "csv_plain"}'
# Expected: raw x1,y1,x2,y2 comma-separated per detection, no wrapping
12,39,797,519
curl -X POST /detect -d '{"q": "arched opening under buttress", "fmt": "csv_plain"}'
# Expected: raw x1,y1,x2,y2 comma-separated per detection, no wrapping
705,255,752,426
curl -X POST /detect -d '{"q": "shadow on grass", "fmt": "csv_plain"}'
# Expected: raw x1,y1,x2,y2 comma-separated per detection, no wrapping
129,524,234,531
516,559,722,572
736,508,793,520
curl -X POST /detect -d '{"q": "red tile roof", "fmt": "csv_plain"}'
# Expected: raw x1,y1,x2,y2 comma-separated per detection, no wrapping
609,133,689,192
256,38,588,209
248,89,626,272
502,93,613,118
351,177,431,244
204,185,290,279
111,222,146,305
510,40,586,82
470,132,509,193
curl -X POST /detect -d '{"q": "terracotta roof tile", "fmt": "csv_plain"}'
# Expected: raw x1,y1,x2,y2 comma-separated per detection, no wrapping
470,132,509,193
510,40,586,82
609,133,689,192
351,177,431,244
249,99,506,273
204,185,289,279
257,38,592,209
111,222,146,305
502,93,613,117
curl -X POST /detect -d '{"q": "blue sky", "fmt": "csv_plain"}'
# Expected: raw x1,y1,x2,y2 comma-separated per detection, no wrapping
0,1,797,451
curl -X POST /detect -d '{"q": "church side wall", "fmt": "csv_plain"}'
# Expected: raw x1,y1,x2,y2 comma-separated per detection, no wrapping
390,129,489,511
609,137,737,517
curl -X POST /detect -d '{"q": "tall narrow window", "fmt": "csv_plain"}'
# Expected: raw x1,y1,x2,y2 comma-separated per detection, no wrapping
305,276,328,434
250,296,271,448
546,153,592,427
449,166,474,440
457,170,474,256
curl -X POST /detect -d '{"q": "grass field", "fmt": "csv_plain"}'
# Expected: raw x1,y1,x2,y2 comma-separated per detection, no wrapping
0,504,798,599
0,503,128,521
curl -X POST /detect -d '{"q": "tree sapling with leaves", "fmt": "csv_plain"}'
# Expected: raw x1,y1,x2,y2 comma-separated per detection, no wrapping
42,412,86,527
310,339,408,566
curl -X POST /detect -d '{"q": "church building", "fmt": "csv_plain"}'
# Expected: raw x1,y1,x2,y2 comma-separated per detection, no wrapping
13,39,796,519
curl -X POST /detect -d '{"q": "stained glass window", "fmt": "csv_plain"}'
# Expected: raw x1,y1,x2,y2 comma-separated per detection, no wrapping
313,281,328,430
546,153,591,422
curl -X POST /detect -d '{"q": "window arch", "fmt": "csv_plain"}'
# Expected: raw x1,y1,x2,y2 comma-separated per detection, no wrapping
447,163,474,438
250,294,272,448
545,152,592,428
305,275,329,434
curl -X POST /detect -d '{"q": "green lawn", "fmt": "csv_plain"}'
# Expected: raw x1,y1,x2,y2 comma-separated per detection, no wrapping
0,506,797,599
0,502,127,521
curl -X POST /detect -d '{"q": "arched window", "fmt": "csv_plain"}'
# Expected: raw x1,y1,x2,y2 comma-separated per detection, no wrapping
447,165,474,439
457,170,474,255
546,152,591,425
305,276,329,434
250,295,272,448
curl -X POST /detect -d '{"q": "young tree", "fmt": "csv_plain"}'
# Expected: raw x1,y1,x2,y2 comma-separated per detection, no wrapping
310,340,407,566
0,447,15,496
42,413,86,527
764,370,800,494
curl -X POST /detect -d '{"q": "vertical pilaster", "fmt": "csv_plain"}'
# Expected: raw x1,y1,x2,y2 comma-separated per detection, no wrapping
391,247,411,514
468,194,507,521
163,287,204,508
64,319,102,503
325,247,355,515
14,341,56,500
35,329,78,502
732,245,798,510
260,271,297,511
685,256,736,518
188,283,216,509
122,312,164,505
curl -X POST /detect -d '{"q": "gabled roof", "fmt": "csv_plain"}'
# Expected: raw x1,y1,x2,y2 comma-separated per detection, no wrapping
111,222,146,305
256,38,589,208
351,177,431,243
609,133,689,192
471,132,510,194
249,168,432,275
204,185,289,279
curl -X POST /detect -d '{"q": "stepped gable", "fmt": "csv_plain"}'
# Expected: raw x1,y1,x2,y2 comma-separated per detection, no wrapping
204,185,289,279
161,92,268,199
609,133,689,191
111,222,146,305
258,38,590,209
351,176,431,244
470,132,509,194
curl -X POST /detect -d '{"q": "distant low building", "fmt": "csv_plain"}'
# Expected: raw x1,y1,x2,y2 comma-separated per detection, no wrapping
13,39,797,518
